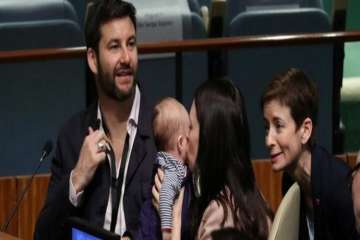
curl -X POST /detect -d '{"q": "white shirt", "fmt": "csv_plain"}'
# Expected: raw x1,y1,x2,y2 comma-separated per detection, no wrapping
69,86,141,236
306,213,314,240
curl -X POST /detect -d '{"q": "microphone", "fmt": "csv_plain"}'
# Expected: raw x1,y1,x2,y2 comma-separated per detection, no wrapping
40,140,53,162
1,140,53,232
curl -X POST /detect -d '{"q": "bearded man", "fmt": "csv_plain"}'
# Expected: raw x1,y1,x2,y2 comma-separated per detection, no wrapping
34,1,157,239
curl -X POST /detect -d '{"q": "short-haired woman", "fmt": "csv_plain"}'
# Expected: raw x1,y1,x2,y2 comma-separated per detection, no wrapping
261,68,357,239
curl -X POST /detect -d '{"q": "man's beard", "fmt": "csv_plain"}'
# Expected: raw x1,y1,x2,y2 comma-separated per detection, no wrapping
97,61,136,102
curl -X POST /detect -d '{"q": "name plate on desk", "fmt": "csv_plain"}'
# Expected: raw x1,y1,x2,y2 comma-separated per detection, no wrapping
127,0,191,59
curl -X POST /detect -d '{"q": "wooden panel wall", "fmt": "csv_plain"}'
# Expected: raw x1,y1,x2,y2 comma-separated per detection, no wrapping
0,153,357,240
0,175,49,240
0,177,17,237
347,152,359,168
17,175,49,240
252,160,283,212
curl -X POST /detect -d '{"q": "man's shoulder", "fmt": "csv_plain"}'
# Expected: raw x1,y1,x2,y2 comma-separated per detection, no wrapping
58,104,97,140
313,145,350,175
137,94,155,137
313,145,352,203
138,94,154,118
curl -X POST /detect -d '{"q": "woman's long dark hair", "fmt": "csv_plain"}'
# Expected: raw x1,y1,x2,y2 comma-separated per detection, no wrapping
190,78,272,239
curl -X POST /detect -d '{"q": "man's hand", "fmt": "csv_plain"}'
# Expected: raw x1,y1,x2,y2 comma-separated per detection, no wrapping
72,127,107,193
152,168,164,213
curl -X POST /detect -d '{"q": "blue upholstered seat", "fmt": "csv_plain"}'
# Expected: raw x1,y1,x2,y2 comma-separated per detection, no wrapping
227,0,323,23
0,0,85,175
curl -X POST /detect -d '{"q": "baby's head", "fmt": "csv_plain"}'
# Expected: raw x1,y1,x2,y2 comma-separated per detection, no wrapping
153,97,190,161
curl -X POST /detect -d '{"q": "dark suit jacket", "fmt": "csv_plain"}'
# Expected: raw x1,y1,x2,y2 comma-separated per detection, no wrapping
34,95,157,239
298,145,357,240
136,172,193,240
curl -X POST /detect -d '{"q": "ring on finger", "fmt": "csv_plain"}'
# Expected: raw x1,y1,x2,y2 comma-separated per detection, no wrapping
97,141,106,152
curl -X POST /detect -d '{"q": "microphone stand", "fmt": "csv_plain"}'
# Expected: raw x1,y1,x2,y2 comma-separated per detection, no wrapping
1,144,51,232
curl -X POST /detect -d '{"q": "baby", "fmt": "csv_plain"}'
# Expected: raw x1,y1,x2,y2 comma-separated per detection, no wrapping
152,97,189,240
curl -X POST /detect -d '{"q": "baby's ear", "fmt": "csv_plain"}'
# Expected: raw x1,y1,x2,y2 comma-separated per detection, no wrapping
177,135,186,155
177,135,184,148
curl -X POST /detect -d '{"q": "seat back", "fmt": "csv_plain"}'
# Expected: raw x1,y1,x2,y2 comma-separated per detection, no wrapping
198,0,212,9
227,0,323,23
268,182,300,240
67,0,87,27
0,0,78,23
188,0,202,15
0,0,85,176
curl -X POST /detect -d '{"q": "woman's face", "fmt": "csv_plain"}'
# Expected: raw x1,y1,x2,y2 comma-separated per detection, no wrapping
263,100,304,172
186,101,199,171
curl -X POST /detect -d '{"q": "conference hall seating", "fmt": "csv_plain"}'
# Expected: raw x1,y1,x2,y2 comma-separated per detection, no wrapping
0,0,85,176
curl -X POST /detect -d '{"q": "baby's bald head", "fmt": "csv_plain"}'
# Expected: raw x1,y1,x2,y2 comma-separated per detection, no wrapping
153,98,189,152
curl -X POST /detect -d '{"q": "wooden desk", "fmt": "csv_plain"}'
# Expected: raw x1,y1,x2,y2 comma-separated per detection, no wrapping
0,231,21,240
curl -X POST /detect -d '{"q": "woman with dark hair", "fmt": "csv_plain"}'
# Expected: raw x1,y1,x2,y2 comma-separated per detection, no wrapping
261,68,357,239
168,78,272,240
211,227,251,240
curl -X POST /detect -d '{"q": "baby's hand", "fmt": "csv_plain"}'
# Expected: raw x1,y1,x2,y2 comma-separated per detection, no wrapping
162,230,172,240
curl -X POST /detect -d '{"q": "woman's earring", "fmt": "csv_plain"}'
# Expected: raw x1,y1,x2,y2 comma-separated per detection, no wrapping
193,168,201,198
